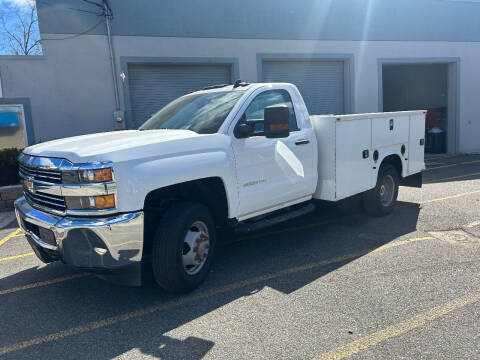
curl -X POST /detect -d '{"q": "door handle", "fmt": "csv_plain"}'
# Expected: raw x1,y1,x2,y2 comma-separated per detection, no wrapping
295,139,310,146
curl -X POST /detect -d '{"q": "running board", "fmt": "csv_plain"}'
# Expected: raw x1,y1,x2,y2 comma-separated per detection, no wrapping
235,203,315,234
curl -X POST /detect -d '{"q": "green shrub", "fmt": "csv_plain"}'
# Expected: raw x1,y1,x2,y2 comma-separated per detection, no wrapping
0,148,23,186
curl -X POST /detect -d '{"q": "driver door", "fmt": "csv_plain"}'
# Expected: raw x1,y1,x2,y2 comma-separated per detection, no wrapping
231,88,315,218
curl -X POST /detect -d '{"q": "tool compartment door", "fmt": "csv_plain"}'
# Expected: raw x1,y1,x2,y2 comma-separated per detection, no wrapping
335,119,373,200
372,115,409,150
408,112,426,174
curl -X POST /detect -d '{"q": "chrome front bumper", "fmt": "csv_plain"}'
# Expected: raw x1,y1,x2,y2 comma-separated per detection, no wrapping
14,197,144,280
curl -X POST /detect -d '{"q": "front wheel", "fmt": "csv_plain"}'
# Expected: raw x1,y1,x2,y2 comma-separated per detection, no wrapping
152,201,216,293
363,164,399,216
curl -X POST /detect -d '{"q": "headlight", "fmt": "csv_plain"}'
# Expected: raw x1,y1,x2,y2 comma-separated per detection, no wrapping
66,194,116,210
62,168,113,184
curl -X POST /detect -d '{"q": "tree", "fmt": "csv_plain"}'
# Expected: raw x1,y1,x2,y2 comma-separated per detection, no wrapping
0,0,42,55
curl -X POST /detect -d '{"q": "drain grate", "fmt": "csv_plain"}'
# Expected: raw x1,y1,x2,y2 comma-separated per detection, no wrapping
428,230,480,245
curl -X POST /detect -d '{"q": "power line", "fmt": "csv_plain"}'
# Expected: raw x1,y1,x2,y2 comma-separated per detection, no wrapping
40,17,104,41
66,7,103,15
104,0,114,19
35,0,103,16
77,0,104,9
33,1,113,43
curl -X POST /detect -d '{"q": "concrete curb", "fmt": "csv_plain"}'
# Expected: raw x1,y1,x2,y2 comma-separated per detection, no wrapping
0,185,22,211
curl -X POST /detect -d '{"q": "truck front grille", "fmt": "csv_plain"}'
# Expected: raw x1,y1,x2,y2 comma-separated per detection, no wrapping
18,154,70,214
24,189,66,213
19,163,62,184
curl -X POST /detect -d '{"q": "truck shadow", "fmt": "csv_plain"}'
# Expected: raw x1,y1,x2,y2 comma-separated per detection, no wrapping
0,214,19,231
0,201,420,359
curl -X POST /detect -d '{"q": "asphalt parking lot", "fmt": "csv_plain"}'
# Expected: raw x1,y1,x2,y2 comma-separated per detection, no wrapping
0,154,479,359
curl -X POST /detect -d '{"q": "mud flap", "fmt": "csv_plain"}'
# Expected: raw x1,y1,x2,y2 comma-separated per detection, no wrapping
400,172,423,188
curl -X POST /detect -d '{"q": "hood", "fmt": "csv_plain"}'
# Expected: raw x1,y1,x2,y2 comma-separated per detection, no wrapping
24,130,226,163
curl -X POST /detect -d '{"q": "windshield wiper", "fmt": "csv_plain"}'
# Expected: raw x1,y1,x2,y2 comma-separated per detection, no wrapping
141,127,171,131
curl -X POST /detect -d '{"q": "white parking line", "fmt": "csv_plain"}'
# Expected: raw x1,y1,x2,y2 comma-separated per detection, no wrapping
464,221,480,228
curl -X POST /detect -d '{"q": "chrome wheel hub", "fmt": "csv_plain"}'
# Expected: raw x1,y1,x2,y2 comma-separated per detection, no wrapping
379,174,395,207
182,221,210,275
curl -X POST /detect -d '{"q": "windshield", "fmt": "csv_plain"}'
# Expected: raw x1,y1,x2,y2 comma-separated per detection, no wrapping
139,91,245,134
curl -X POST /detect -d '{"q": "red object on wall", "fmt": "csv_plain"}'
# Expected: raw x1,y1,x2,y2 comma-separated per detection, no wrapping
425,108,440,130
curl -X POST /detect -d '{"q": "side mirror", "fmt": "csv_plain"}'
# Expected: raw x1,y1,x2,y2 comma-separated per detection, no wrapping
264,105,290,138
236,123,254,138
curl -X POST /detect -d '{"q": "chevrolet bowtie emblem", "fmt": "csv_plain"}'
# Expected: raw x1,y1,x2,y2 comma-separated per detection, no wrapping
24,179,34,193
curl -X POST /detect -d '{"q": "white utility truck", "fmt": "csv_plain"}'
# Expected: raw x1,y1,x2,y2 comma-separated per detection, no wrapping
15,82,425,292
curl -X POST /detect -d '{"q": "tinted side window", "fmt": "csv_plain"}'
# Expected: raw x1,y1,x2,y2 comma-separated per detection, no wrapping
239,89,298,133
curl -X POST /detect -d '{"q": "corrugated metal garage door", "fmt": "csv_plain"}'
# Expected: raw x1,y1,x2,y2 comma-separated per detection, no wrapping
128,64,232,128
262,60,344,115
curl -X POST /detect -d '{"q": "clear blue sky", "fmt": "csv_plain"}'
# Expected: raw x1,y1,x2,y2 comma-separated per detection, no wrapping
0,0,41,55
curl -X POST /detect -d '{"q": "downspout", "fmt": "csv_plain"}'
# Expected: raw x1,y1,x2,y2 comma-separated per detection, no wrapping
0,68,3,98
103,0,124,128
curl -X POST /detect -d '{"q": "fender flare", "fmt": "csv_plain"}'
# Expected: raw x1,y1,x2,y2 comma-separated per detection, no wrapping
375,151,405,178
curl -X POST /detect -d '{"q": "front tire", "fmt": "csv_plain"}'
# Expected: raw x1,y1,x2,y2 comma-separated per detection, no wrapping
363,164,399,216
152,201,216,293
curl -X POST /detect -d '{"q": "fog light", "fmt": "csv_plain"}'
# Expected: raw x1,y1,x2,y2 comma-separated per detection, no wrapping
94,247,108,255
93,194,115,209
